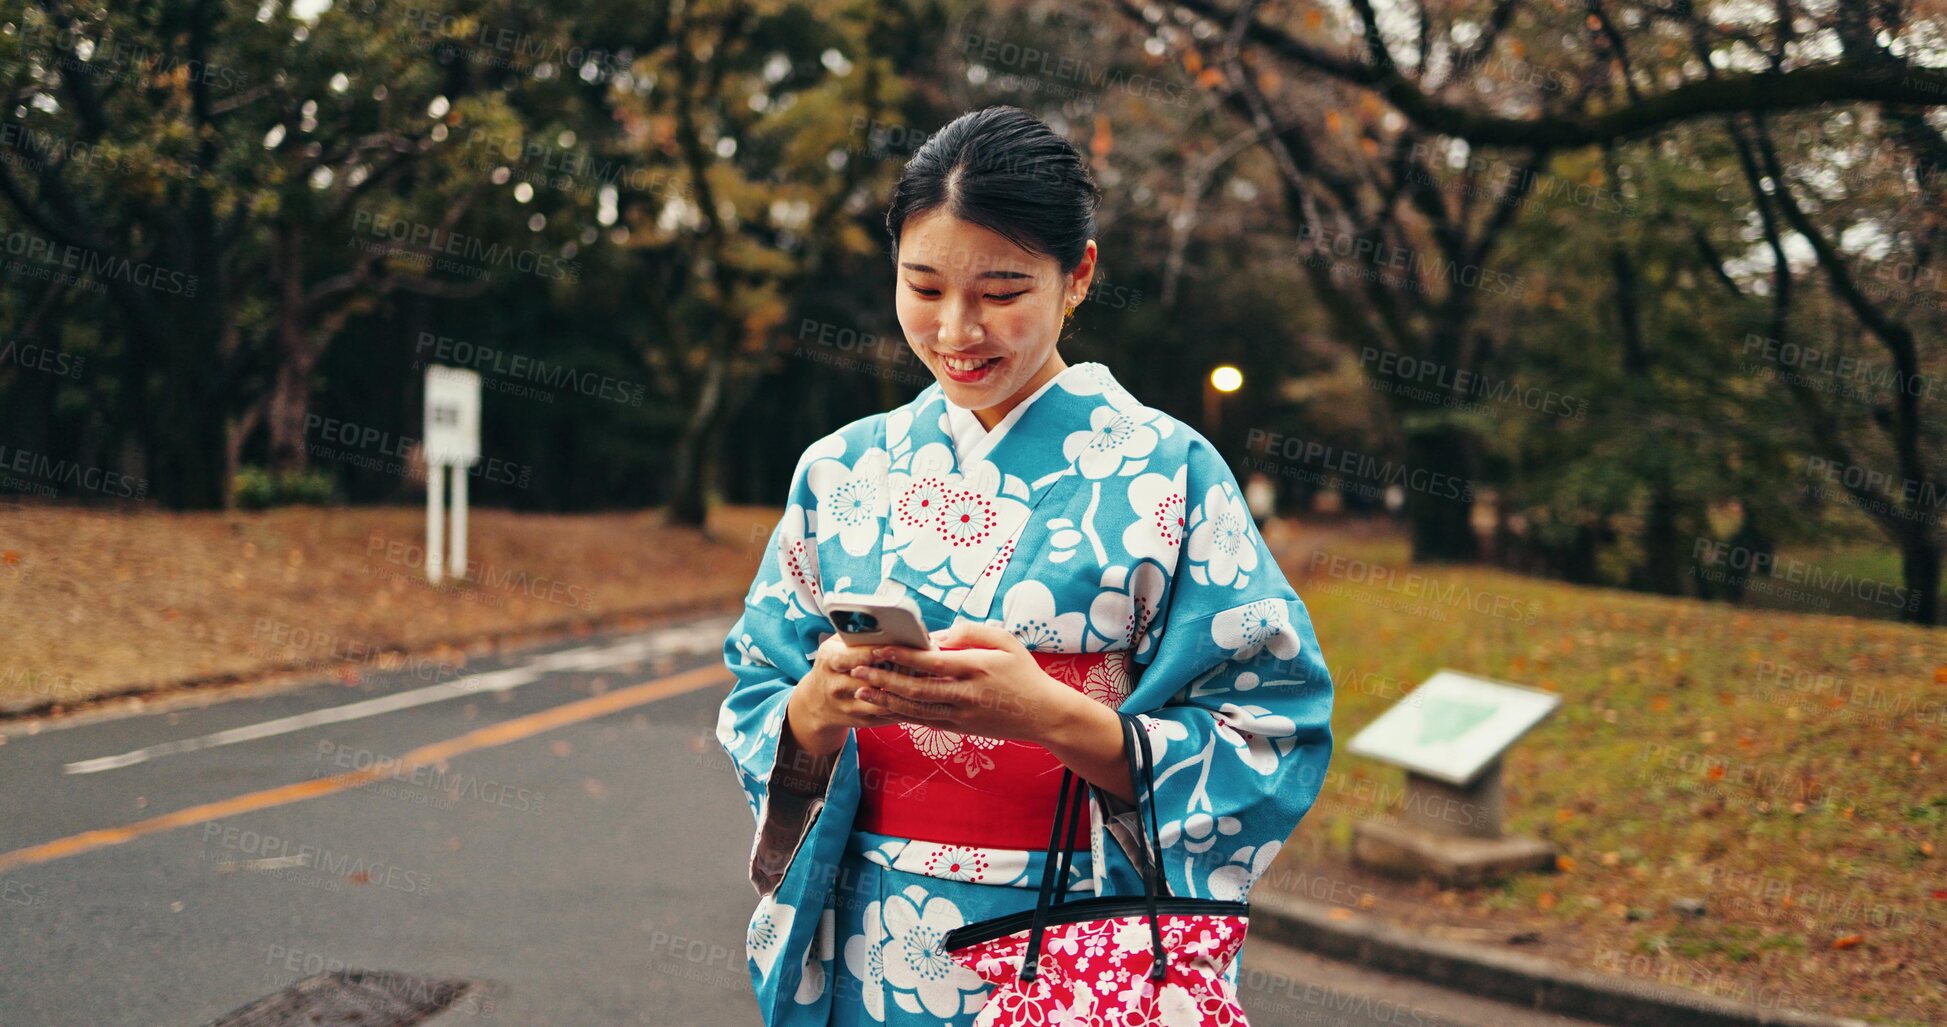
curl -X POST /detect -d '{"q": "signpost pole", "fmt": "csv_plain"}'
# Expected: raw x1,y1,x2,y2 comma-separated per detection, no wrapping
422,364,481,586
450,463,468,580
426,462,446,585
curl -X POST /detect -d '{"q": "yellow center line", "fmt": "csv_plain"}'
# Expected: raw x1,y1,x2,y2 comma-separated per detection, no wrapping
0,664,732,874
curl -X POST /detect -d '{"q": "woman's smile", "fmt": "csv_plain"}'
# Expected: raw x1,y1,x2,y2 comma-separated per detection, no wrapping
939,354,1002,383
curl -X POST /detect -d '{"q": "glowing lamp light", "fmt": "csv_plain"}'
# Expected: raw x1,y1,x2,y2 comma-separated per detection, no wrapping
1209,365,1244,393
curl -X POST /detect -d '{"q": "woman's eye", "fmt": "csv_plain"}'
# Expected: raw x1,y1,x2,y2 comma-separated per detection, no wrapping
906,285,1027,301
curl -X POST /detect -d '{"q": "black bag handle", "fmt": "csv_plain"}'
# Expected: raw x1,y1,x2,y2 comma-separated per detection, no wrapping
1019,711,1171,983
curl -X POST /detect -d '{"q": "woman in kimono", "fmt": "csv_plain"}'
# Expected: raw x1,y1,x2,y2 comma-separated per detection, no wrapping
717,105,1335,1026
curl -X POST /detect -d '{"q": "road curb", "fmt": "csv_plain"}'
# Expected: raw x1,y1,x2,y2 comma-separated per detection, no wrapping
1248,889,1877,1027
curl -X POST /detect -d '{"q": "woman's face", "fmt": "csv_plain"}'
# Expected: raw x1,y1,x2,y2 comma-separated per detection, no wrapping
894,209,1095,428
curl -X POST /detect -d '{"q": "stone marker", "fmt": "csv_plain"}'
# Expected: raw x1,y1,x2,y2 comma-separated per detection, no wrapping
1346,669,1561,886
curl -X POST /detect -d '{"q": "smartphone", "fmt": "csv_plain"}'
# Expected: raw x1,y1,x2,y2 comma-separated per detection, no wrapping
824,593,934,681
823,592,935,651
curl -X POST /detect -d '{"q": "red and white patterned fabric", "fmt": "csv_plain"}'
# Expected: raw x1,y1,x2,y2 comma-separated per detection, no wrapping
949,910,1251,1026
854,650,1132,850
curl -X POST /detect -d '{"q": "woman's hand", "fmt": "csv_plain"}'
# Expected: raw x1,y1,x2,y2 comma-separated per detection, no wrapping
785,635,909,757
846,623,1080,746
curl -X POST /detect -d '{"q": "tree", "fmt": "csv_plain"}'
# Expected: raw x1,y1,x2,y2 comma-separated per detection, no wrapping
0,0,580,506
598,0,909,527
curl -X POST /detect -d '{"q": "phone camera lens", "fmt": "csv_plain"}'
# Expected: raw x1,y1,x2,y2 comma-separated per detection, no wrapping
835,611,878,634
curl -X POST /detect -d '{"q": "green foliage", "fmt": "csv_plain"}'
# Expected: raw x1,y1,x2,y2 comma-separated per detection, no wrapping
229,466,337,510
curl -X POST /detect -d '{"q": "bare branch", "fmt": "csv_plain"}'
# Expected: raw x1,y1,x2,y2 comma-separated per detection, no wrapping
1163,0,1947,148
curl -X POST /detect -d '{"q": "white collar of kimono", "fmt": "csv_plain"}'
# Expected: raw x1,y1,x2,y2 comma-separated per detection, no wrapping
940,359,1084,467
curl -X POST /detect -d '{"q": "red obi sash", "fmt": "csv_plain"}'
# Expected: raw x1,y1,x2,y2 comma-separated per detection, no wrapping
855,650,1133,850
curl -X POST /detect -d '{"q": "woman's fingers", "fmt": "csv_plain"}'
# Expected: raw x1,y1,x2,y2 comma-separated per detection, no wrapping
816,638,882,675
861,687,956,720
868,644,972,678
931,623,1021,654
829,693,903,727
849,662,907,690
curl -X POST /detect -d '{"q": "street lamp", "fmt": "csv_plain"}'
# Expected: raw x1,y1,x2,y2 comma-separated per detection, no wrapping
1204,364,1243,437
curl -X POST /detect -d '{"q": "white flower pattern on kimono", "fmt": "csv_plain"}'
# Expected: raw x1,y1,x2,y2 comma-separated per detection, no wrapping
747,892,797,984
1156,810,1243,855
1001,580,1087,652
879,885,988,1019
1206,839,1281,902
808,446,888,556
795,924,826,1005
1065,405,1163,479
732,632,768,668
1132,713,1191,750
1044,516,1085,564
841,900,889,1022
1087,561,1167,655
1121,467,1187,565
918,843,991,883
1185,482,1256,588
1212,702,1301,775
888,455,1029,590
1053,361,1136,405
894,474,953,529
1210,598,1300,661
715,641,764,755
772,505,824,614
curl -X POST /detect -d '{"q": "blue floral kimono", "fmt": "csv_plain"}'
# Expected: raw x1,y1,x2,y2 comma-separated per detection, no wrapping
716,361,1335,1025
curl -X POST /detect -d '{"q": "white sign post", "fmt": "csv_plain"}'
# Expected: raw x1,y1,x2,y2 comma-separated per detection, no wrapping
423,366,481,584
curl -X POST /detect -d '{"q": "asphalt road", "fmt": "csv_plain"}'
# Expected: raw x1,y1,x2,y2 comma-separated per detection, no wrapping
0,615,1606,1027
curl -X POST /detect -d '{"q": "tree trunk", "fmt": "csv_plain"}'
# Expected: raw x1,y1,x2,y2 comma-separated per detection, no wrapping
1403,429,1479,562
224,401,265,509
667,334,731,528
1634,488,1686,596
1897,529,1942,626
155,316,230,509
1562,521,1606,585
266,226,316,475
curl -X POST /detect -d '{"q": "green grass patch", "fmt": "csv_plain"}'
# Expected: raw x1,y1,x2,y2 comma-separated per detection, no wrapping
1281,520,1945,1023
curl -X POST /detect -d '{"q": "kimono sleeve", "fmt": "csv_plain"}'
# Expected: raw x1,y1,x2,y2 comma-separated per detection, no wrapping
714,448,850,900
1117,432,1335,903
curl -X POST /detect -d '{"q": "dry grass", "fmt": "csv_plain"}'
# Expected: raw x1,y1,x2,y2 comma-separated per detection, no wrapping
0,503,776,715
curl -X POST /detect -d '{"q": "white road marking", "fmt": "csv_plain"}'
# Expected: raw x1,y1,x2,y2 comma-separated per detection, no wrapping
213,854,312,873
62,618,734,775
